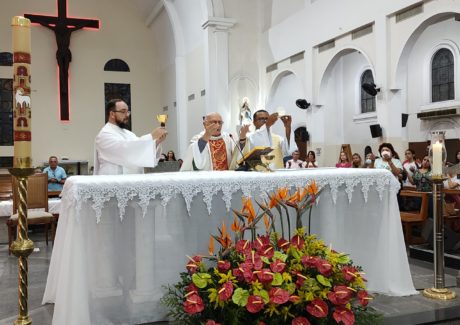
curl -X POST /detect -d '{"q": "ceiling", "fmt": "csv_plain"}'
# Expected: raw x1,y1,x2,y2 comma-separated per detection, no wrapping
130,0,162,22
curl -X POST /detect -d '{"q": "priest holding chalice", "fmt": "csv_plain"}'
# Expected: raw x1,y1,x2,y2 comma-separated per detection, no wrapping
94,98,168,175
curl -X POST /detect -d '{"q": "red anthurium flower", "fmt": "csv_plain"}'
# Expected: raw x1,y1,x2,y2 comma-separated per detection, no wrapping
253,235,270,251
245,251,263,270
357,290,370,307
292,316,311,325
333,306,355,325
269,287,290,304
316,259,333,277
258,244,275,259
301,256,320,269
306,299,328,318
277,238,290,252
289,295,301,303
255,268,274,284
259,322,266,325
206,321,221,325
290,234,305,249
185,283,199,294
341,266,358,282
327,285,353,305
270,259,286,273
246,295,265,313
218,281,234,301
186,256,202,274
293,271,308,287
217,260,231,273
236,239,252,254
183,293,204,314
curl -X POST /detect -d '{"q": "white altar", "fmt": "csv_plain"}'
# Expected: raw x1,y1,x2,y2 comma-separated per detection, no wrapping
43,168,417,325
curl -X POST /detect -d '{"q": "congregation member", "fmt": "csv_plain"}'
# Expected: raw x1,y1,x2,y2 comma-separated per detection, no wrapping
351,153,363,168
303,150,318,168
240,110,295,169
336,151,352,168
43,156,67,191
94,99,168,175
285,150,304,169
180,112,243,171
166,150,177,161
402,149,418,188
372,143,403,178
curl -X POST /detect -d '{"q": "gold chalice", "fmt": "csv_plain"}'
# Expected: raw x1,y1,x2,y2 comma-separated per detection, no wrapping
260,154,275,172
156,114,168,127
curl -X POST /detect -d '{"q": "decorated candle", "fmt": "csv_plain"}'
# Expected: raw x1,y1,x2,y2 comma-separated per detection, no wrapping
432,141,443,176
12,16,32,168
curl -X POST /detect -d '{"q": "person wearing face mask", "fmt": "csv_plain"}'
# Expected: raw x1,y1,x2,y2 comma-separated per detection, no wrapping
373,143,403,178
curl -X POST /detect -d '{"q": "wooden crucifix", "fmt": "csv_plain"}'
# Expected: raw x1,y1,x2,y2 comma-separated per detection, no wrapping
25,0,99,121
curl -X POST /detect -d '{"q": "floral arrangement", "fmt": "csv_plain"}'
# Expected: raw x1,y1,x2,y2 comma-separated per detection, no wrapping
161,182,382,325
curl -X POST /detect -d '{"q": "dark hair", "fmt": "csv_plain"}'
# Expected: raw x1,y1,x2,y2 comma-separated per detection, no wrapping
253,109,269,122
167,150,177,161
405,148,415,155
364,146,373,157
105,99,124,118
307,150,316,160
48,155,58,162
378,142,399,159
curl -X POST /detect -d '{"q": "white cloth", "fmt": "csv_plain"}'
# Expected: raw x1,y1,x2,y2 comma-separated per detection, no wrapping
444,175,460,189
403,161,417,187
0,198,61,217
43,169,416,325
94,123,160,175
246,124,291,157
180,131,235,171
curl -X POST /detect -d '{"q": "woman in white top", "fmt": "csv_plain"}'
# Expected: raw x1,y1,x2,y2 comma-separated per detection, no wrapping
402,149,418,188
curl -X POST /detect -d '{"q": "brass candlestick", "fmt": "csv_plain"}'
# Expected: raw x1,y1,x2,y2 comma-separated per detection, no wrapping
423,177,457,300
156,114,168,127
9,168,35,325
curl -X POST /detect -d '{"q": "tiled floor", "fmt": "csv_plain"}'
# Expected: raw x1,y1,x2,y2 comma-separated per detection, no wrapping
1,239,460,325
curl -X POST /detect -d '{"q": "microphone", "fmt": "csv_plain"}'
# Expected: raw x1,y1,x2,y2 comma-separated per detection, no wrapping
229,133,249,171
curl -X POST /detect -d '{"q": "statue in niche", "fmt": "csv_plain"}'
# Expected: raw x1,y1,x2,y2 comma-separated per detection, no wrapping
239,97,252,125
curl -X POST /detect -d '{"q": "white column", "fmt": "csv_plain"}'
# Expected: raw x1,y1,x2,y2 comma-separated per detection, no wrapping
202,17,236,127
176,56,188,158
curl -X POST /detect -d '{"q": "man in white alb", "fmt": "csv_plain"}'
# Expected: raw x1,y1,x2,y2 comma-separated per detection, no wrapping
239,109,296,169
94,99,168,175
180,112,247,171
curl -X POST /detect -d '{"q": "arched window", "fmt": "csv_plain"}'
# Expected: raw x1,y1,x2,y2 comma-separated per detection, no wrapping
360,69,376,113
0,52,13,66
431,48,454,102
104,59,130,72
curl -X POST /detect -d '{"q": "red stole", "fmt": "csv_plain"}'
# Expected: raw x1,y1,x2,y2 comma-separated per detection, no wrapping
208,138,228,170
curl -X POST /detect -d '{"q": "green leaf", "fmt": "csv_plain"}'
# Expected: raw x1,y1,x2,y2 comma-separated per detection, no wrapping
192,273,211,289
255,289,270,304
232,288,249,306
316,274,331,287
336,254,350,264
285,282,296,294
261,256,270,264
273,251,288,262
271,272,283,286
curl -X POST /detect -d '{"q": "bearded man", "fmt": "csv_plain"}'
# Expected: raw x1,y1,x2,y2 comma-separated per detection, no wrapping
94,99,168,175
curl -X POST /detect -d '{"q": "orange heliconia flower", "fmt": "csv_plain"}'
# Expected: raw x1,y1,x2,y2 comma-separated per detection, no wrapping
208,235,215,255
217,221,232,249
277,187,289,200
269,194,278,209
263,214,270,231
307,181,318,195
231,216,242,232
242,197,256,224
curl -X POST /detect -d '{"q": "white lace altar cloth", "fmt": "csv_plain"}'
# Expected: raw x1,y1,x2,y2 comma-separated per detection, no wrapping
43,168,417,325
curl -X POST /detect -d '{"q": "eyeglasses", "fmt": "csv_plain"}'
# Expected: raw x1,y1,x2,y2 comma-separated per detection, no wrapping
113,110,130,115
208,121,224,125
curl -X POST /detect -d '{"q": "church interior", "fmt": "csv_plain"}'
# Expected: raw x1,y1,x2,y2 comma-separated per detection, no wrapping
2,0,460,324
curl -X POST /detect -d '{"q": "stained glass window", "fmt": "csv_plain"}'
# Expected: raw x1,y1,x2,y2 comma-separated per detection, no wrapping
360,70,376,113
432,49,454,102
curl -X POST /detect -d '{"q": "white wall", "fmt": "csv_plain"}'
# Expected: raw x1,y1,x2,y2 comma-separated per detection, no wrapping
0,0,161,169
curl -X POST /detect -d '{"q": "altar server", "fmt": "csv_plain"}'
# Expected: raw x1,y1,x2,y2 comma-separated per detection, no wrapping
181,112,245,171
94,99,167,175
239,110,295,169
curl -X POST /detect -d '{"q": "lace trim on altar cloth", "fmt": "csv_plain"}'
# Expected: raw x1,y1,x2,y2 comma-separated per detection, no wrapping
64,169,400,223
